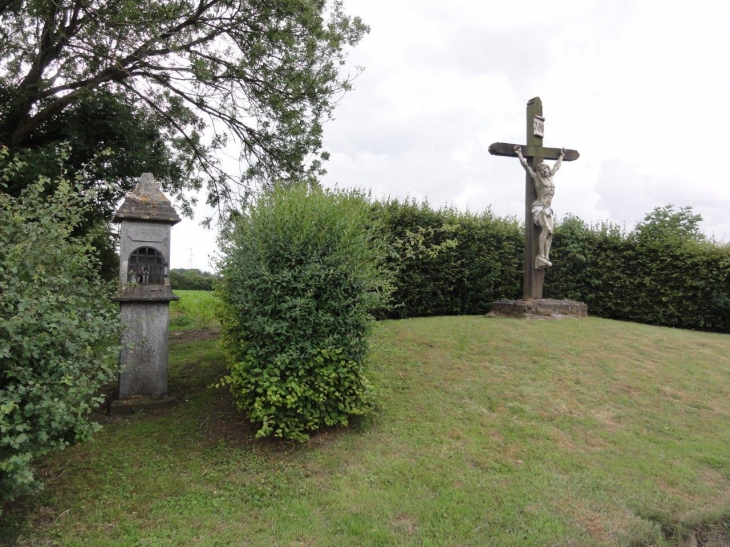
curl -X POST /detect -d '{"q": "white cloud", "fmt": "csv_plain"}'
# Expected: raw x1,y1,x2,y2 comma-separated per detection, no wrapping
321,0,730,243
171,0,730,266
170,200,219,271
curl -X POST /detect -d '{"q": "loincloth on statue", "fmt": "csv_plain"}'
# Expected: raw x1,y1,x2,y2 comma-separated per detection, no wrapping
531,204,554,228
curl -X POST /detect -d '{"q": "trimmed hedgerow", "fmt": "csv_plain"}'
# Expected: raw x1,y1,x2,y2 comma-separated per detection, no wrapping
546,208,730,332
372,199,730,333
0,148,121,511
217,190,730,448
216,184,392,441
373,199,522,318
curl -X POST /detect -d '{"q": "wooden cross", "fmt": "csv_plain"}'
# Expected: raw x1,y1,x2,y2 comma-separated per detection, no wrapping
489,97,579,300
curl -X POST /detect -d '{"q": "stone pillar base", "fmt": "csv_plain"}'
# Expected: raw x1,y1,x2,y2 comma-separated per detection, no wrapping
110,395,176,415
489,298,588,319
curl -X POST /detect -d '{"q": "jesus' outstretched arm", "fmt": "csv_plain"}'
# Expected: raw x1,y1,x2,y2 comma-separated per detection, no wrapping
514,146,535,179
550,148,566,176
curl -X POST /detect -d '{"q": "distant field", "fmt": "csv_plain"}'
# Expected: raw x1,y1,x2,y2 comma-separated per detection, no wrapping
169,289,219,330
2,315,730,546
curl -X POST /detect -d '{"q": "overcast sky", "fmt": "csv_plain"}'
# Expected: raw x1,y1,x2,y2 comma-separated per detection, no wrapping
171,0,730,270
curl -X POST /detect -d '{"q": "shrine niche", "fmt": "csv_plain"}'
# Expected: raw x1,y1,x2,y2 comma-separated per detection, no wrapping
127,246,167,285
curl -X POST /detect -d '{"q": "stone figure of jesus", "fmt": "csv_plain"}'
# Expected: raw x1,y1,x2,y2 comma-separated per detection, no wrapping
514,145,565,270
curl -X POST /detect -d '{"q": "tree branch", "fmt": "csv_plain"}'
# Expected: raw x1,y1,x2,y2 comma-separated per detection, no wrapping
0,0,22,16
119,80,230,204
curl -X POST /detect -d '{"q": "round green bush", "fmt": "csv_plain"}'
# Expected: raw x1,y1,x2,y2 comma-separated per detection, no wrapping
217,184,391,441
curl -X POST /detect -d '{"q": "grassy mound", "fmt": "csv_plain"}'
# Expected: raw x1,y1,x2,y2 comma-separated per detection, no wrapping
2,310,730,546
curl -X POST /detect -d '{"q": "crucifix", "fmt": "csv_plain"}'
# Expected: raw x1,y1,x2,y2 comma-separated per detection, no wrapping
489,97,579,300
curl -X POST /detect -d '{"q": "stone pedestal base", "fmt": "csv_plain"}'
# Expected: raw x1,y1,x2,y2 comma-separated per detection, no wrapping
118,300,172,398
489,298,588,319
110,395,176,415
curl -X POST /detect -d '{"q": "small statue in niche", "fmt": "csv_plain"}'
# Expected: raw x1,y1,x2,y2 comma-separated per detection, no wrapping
514,145,565,269
135,265,150,284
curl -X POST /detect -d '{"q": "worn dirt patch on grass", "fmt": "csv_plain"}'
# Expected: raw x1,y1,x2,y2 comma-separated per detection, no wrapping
695,522,730,546
170,327,221,344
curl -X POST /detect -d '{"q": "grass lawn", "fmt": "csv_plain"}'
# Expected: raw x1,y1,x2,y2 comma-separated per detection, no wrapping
169,290,219,331
2,296,730,545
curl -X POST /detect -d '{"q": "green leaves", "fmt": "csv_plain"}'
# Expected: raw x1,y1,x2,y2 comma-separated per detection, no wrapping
368,198,730,332
217,184,390,441
373,198,523,318
635,205,705,243
546,207,730,331
169,269,218,291
0,147,122,509
1,0,368,217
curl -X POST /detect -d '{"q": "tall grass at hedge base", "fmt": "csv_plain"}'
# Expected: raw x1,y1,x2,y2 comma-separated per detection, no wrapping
216,185,392,441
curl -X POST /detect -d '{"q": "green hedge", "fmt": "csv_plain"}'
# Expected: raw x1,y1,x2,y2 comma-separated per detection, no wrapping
546,211,730,332
374,199,522,318
374,200,730,333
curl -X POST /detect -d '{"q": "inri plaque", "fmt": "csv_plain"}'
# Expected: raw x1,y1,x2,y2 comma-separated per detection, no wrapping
533,115,545,138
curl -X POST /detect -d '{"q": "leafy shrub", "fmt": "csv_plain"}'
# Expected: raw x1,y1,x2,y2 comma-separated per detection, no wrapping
545,215,628,309
0,149,122,510
216,184,391,441
546,206,730,332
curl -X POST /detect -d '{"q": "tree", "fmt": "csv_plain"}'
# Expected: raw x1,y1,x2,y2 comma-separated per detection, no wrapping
2,91,194,218
0,0,368,215
169,268,218,290
634,205,705,243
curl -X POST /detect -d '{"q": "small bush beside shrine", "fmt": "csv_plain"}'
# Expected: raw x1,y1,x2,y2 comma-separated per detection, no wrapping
216,184,391,441
0,149,121,511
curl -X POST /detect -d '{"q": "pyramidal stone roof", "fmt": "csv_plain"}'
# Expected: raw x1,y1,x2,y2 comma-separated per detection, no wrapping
113,173,181,225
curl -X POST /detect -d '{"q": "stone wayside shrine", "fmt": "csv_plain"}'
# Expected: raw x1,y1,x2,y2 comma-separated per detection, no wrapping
488,97,587,318
110,173,181,414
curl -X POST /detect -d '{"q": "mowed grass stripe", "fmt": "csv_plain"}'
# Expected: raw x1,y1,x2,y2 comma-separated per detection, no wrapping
2,315,730,546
